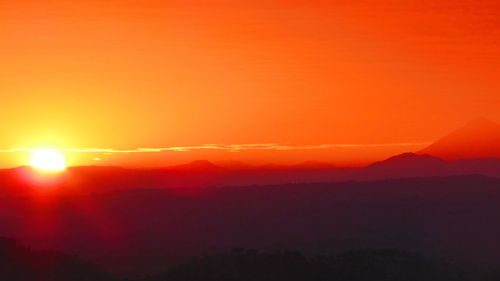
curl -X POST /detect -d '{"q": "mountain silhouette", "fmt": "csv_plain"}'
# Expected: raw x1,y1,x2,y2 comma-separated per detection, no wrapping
166,160,224,172
291,161,337,169
370,152,444,166
356,153,453,180
419,118,500,160
2,155,500,196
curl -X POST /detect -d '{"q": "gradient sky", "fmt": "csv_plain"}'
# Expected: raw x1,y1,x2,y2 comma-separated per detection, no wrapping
0,0,499,167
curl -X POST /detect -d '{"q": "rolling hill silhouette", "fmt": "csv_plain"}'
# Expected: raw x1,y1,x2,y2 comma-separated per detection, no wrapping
6,117,500,197
1,153,499,197
355,152,500,180
419,118,500,160
356,153,450,180
166,160,225,172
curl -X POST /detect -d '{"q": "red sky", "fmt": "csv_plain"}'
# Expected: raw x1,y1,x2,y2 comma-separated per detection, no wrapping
0,0,499,167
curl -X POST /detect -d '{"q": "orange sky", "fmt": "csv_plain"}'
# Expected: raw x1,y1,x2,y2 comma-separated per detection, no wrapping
0,0,499,167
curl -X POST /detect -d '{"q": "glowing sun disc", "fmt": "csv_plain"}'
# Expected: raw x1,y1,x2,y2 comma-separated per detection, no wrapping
29,149,67,171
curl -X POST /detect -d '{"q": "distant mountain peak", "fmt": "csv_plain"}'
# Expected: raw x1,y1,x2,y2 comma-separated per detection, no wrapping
386,152,423,160
454,117,499,135
169,160,223,171
419,118,500,160
456,118,500,135
466,117,499,127
186,160,219,168
189,159,216,166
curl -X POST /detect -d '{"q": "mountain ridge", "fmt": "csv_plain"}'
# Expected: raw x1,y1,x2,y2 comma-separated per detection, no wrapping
419,118,500,160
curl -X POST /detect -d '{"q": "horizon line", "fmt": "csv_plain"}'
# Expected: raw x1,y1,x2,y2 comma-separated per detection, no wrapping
0,142,432,153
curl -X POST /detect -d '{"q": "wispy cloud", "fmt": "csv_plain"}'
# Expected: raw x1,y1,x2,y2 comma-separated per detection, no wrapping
0,142,431,153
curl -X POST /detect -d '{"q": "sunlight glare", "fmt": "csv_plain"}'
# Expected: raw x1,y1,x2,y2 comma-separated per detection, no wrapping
29,149,67,171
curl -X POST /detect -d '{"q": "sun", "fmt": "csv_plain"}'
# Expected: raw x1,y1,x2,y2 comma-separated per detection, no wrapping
29,149,67,171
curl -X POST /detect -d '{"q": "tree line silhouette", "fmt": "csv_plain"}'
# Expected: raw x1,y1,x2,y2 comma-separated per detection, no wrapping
0,237,110,281
1,237,499,281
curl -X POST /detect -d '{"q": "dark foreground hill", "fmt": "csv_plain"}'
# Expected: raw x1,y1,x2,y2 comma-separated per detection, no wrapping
0,237,110,281
146,248,500,281
1,239,499,281
1,175,500,276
